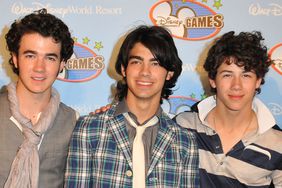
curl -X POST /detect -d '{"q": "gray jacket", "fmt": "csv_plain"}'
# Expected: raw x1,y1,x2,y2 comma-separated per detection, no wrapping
0,86,77,188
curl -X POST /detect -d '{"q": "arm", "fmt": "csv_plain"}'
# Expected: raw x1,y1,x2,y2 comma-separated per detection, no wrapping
64,116,94,188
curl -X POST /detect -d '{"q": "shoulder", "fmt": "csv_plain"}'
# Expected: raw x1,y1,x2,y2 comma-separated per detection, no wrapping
59,102,76,116
57,102,78,124
162,113,197,147
59,102,74,111
74,104,117,131
253,125,282,155
174,111,200,130
168,118,199,160
265,125,282,143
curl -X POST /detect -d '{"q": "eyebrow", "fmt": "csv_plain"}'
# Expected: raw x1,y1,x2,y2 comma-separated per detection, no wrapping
128,55,158,62
23,50,59,58
218,70,233,74
218,69,255,74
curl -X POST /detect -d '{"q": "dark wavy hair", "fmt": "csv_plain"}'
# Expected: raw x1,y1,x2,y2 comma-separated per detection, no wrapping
5,8,74,75
115,25,182,103
204,31,272,94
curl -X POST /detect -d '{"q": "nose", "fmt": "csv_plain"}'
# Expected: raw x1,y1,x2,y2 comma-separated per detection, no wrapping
231,76,242,90
33,57,45,73
140,63,151,77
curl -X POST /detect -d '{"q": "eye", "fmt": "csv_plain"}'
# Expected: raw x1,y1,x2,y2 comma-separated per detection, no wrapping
46,56,57,62
128,59,141,65
25,54,35,59
151,61,160,66
242,72,253,78
222,74,231,78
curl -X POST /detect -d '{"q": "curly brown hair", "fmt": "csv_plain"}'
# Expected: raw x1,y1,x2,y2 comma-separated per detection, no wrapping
204,31,272,94
5,8,74,75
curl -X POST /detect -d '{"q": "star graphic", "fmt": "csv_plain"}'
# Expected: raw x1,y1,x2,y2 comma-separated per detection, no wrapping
201,93,208,100
94,41,103,51
190,93,196,99
72,37,78,43
213,0,223,10
83,37,90,44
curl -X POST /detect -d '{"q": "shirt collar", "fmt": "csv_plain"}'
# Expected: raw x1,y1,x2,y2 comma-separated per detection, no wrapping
198,96,276,134
114,99,162,122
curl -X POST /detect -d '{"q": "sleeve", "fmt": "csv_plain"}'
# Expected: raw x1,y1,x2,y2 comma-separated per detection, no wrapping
64,116,94,188
272,169,282,187
181,130,200,188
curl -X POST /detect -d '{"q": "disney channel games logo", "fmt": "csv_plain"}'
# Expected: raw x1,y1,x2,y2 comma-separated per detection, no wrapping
57,38,105,82
150,0,224,40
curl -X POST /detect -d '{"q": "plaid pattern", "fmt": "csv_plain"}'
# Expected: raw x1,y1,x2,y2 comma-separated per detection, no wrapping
64,104,199,188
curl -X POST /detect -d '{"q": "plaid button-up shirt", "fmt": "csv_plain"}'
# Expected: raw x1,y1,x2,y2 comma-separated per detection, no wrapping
64,103,199,188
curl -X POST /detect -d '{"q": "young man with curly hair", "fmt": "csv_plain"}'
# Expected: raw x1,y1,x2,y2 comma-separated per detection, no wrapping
0,9,77,188
175,31,282,187
65,25,199,188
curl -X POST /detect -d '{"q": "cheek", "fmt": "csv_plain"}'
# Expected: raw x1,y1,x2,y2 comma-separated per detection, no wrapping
48,65,62,76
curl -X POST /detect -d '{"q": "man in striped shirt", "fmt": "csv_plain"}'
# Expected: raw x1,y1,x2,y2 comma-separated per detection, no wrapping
175,31,282,187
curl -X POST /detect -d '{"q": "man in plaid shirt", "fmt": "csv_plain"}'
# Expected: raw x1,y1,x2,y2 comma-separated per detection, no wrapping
64,25,199,188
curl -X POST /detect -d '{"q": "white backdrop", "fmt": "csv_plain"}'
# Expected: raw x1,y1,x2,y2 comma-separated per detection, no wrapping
0,0,282,128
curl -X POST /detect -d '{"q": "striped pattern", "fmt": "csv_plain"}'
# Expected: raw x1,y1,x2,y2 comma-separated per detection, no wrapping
175,96,282,188
64,103,199,188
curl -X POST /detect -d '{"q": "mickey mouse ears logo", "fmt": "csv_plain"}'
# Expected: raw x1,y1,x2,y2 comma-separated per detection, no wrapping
269,43,282,75
149,0,224,41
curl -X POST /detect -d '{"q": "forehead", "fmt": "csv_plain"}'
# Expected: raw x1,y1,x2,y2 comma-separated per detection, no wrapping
19,33,61,54
129,42,155,58
218,62,256,74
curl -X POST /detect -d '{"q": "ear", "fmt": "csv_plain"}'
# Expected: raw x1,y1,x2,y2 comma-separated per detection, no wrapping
12,53,18,68
59,61,65,72
166,71,174,80
121,65,126,77
209,78,216,89
255,77,262,89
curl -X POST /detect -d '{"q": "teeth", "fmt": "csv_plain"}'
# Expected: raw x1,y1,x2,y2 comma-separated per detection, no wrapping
137,81,152,85
33,77,45,81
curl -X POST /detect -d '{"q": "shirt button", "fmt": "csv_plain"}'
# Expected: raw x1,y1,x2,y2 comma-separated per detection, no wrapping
126,170,133,177
220,162,223,165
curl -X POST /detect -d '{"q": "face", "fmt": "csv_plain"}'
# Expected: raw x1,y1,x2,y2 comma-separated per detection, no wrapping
121,42,173,104
209,62,261,112
13,33,63,97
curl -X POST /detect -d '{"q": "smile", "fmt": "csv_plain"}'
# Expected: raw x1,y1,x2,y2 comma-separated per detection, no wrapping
32,77,45,81
136,81,153,86
228,95,243,99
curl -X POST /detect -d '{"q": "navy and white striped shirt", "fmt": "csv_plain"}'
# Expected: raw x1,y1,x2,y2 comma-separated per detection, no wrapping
175,96,282,188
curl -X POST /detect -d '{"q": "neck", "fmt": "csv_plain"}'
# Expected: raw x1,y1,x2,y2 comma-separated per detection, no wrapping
125,97,160,124
211,107,254,131
16,86,51,121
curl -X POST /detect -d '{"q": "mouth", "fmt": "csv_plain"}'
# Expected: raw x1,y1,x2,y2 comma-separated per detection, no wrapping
136,80,153,86
32,77,46,81
228,94,243,100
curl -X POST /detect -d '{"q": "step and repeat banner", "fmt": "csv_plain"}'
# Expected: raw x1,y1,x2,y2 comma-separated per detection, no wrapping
0,0,282,127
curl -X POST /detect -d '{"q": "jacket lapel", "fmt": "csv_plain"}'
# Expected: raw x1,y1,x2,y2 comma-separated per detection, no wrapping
148,117,176,175
107,114,133,169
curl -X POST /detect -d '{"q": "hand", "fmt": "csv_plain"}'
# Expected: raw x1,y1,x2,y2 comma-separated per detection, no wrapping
89,104,111,115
